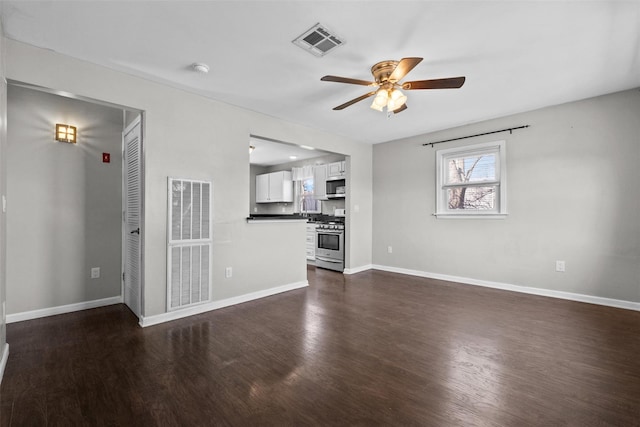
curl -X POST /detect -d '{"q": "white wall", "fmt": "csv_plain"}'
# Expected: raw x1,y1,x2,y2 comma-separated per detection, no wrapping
0,21,8,373
373,89,640,303
5,39,373,319
6,85,123,314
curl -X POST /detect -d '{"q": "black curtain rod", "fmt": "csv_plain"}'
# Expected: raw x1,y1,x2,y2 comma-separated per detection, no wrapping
422,125,530,147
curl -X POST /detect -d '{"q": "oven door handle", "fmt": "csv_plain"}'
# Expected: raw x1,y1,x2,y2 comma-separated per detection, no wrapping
316,231,344,235
315,255,343,264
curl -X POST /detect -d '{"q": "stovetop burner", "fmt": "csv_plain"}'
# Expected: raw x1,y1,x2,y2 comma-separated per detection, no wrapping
317,222,345,230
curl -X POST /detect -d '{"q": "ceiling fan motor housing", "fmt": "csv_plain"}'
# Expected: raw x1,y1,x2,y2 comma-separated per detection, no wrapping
371,60,400,83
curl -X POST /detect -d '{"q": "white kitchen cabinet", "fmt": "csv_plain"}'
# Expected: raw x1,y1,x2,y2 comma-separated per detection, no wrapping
255,173,270,203
313,165,327,200
327,160,346,178
306,223,317,261
255,171,293,203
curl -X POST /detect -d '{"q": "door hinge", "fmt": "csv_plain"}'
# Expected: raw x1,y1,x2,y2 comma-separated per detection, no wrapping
122,272,125,281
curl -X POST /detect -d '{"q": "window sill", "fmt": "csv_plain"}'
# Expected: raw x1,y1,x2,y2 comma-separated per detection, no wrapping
434,212,508,219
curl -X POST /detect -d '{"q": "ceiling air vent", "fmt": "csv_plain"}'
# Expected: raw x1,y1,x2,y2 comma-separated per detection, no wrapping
293,23,345,57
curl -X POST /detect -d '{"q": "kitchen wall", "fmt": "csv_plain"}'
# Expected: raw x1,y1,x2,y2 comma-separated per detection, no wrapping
373,88,640,303
6,85,124,314
250,152,345,216
0,20,8,380
5,38,373,320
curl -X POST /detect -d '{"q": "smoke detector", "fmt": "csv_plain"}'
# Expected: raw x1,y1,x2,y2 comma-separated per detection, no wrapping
191,63,210,74
293,23,345,57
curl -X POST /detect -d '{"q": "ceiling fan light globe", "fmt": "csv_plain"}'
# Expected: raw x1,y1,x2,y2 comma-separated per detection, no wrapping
390,88,406,101
370,99,384,111
388,89,407,110
373,89,389,107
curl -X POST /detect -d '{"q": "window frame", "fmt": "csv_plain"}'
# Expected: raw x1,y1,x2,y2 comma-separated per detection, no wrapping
435,140,508,219
296,177,322,214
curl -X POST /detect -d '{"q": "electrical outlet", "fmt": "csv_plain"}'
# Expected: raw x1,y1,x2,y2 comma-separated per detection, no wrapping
555,261,565,272
387,246,393,254
91,267,100,279
225,267,233,278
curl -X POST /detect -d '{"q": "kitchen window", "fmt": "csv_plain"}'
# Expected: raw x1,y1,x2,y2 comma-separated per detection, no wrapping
292,166,321,213
435,140,507,218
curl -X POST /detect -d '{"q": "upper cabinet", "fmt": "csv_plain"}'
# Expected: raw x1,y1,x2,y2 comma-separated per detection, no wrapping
313,164,327,200
255,173,269,203
327,161,346,179
256,171,293,203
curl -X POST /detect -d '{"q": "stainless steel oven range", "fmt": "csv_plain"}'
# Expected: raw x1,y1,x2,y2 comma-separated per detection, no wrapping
315,223,344,272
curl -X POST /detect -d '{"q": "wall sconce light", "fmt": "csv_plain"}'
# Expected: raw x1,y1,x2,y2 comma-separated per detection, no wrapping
55,123,77,144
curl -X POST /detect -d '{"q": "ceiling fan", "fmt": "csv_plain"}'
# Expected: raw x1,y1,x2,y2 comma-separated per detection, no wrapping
321,57,465,114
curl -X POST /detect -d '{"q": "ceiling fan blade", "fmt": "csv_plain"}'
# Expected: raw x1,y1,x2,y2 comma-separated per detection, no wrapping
388,57,423,82
392,104,408,114
321,75,376,86
333,91,377,110
402,76,466,90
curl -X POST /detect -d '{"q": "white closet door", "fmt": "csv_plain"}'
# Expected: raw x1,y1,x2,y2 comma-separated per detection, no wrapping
123,117,142,318
167,178,212,311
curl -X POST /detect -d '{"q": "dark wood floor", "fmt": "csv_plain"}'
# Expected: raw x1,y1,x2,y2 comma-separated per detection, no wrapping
2,266,640,426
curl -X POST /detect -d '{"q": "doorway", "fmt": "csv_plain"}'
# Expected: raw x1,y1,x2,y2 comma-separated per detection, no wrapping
5,82,144,322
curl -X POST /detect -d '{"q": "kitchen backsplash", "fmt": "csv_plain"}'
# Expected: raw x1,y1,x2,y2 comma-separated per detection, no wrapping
251,197,344,216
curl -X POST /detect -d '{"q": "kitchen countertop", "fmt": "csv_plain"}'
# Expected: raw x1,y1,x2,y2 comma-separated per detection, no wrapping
246,214,345,224
246,214,309,223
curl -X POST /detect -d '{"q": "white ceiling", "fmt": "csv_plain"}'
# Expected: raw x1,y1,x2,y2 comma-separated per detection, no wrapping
1,1,639,145
249,136,334,166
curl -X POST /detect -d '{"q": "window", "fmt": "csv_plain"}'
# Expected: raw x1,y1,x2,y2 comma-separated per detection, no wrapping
435,140,507,218
292,166,321,213
298,177,322,213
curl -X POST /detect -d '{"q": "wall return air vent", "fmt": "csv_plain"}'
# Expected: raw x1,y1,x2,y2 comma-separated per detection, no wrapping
293,23,345,57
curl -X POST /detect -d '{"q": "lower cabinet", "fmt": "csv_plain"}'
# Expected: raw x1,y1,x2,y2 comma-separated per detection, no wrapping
306,223,317,261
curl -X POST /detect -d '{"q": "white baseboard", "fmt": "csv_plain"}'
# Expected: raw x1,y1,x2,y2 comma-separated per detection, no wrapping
343,264,373,275
140,280,309,327
6,296,124,324
372,264,640,312
0,343,9,385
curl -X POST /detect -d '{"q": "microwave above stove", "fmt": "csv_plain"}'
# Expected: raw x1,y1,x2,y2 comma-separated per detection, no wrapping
326,178,346,198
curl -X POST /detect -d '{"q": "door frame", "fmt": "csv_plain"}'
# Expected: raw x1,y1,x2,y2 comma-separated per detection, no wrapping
121,113,145,321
